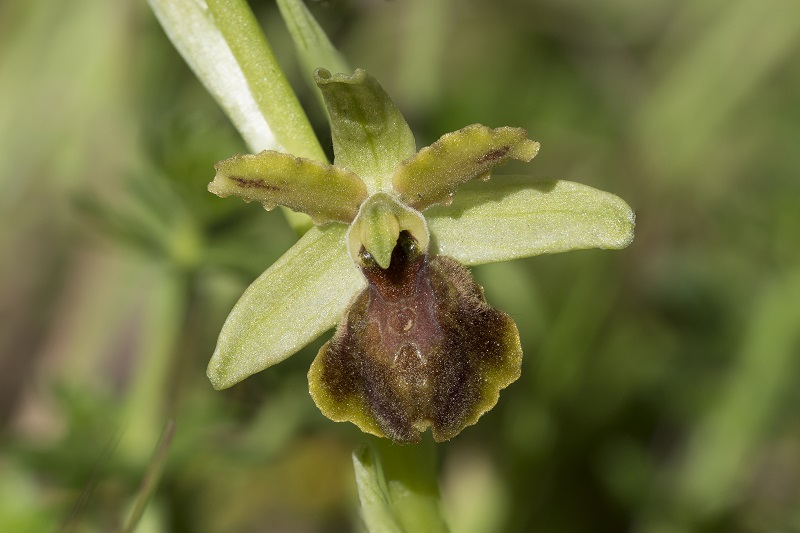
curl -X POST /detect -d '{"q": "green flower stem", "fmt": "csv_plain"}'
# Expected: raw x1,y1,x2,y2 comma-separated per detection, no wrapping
354,438,450,533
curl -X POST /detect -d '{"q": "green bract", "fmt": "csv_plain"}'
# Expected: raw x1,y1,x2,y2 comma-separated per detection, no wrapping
205,68,635,443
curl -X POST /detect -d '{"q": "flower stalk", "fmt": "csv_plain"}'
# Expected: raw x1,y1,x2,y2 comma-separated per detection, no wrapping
354,438,449,533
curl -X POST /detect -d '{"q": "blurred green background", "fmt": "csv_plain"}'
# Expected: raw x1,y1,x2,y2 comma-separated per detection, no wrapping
2,0,800,531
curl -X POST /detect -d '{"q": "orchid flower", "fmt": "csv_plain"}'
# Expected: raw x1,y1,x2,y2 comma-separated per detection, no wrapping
207,68,634,443
149,0,634,444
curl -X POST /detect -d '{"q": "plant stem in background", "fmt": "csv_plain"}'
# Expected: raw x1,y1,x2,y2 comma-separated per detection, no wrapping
120,420,176,533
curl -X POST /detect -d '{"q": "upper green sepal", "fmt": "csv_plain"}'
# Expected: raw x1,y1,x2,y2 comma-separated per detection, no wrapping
315,68,416,194
209,150,368,224
393,124,540,210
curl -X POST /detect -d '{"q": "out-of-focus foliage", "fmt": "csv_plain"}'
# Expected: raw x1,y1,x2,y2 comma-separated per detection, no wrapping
1,0,799,531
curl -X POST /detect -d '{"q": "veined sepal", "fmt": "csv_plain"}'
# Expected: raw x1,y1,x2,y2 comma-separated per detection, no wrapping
315,68,416,194
427,176,636,265
209,150,368,224
393,124,540,210
207,224,365,389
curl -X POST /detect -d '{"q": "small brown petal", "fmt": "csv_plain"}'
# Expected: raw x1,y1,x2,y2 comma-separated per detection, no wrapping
308,232,522,443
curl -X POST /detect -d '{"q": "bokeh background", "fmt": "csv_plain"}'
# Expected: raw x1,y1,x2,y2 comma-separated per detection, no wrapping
2,0,800,531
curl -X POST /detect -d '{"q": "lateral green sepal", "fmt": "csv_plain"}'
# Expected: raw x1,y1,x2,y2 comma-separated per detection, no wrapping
207,224,365,389
393,124,540,210
315,68,416,194
209,150,368,224
426,176,635,265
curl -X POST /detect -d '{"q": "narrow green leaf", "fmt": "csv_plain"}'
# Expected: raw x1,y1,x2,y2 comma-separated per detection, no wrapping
207,224,365,389
315,69,416,194
426,176,635,266
210,150,367,224
205,0,325,161
393,124,540,211
275,0,350,118
275,0,349,77
148,0,324,161
149,0,323,234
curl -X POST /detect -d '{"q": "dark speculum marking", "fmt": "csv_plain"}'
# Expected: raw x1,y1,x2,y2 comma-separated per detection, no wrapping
309,231,522,443
228,175,281,191
476,146,510,163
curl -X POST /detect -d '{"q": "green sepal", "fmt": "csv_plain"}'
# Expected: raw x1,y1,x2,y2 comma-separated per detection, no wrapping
207,224,365,390
393,124,540,210
426,176,635,266
347,193,429,269
315,69,416,194
209,150,368,224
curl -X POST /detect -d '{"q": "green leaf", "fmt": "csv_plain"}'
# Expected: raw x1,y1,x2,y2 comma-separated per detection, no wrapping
275,0,349,78
205,0,326,161
426,176,635,266
209,150,368,224
315,69,416,194
393,124,540,211
207,224,365,389
148,0,324,162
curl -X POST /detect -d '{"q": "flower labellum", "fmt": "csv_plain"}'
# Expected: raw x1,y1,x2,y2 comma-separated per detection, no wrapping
309,231,521,443
206,68,635,443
